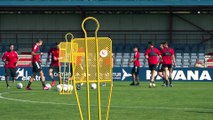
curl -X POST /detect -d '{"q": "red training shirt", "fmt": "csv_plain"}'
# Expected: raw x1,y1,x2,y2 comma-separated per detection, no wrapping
161,47,175,65
76,48,84,65
2,51,18,68
103,56,111,66
48,48,60,67
32,44,41,63
145,47,161,65
159,48,163,64
134,51,140,67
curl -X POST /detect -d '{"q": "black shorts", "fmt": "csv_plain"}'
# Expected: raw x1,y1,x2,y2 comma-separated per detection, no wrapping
32,62,42,73
49,65,59,73
162,64,173,71
5,68,17,77
158,64,164,72
149,64,157,71
70,63,73,76
132,66,139,75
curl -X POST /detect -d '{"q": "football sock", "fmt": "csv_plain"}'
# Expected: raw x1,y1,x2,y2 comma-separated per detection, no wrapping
133,79,136,84
166,80,168,86
136,76,140,83
169,77,172,84
27,81,32,88
5,76,9,87
41,81,46,87
162,78,166,84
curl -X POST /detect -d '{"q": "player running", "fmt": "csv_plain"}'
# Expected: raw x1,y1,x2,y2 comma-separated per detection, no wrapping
26,40,49,90
145,41,161,88
129,47,140,86
47,43,61,87
161,42,176,87
2,44,19,88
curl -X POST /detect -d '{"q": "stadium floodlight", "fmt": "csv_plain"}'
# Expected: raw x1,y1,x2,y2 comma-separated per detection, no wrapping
71,17,113,120
58,32,74,95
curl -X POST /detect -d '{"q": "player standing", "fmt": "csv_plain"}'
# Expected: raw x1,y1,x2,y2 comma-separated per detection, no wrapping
129,47,140,86
47,43,61,86
158,43,166,86
161,42,176,87
100,47,112,86
71,47,85,90
2,44,19,88
145,41,161,88
26,40,49,90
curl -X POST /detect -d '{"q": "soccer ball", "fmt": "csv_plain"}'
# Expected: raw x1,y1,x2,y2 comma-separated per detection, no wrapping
149,83,152,88
16,83,23,89
152,83,156,87
45,83,52,89
91,83,97,89
76,83,81,90
67,85,73,92
63,84,68,92
56,84,62,92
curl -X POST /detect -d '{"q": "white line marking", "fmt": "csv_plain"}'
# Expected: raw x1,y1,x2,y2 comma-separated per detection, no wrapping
0,91,213,111
0,92,76,106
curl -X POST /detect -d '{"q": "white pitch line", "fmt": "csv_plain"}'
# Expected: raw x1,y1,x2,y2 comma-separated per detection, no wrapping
0,91,213,112
0,92,77,106
112,105,213,111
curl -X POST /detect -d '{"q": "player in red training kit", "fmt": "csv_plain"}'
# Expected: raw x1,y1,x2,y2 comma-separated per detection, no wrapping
2,44,19,88
47,43,61,86
161,42,176,87
158,43,166,86
129,47,140,86
26,40,49,90
145,41,161,88
74,47,85,90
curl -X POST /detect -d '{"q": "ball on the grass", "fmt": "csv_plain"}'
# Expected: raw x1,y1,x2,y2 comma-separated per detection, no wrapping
91,83,97,89
67,85,73,91
56,84,62,92
76,83,81,90
149,83,152,87
45,83,51,89
16,83,23,89
152,83,156,87
63,84,68,92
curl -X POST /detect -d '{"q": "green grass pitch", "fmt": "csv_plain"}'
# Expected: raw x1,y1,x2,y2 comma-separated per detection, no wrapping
0,81,213,120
